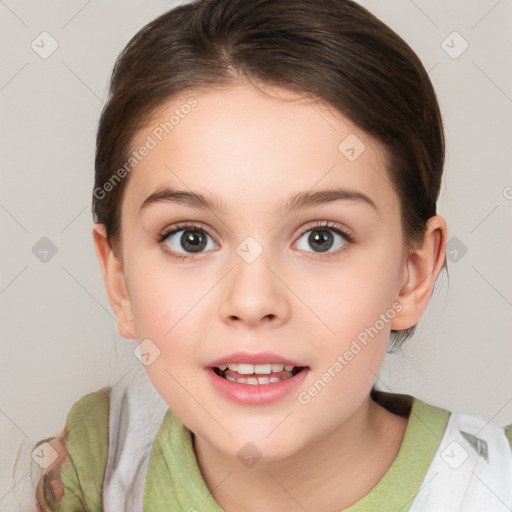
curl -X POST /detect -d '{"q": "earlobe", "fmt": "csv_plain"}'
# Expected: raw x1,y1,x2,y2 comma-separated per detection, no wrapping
391,215,447,331
92,224,137,339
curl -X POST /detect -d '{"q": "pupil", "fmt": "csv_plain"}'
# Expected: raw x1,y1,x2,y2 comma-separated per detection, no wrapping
309,230,333,252
182,230,206,253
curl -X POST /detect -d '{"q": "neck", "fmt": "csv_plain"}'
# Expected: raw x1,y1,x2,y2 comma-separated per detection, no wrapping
193,393,409,512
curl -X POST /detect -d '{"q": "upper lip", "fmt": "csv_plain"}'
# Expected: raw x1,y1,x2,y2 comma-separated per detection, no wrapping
206,351,306,368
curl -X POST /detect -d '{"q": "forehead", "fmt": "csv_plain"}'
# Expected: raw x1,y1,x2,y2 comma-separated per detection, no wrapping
123,83,397,217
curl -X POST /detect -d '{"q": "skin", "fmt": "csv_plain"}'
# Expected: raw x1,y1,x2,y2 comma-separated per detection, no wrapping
93,82,447,511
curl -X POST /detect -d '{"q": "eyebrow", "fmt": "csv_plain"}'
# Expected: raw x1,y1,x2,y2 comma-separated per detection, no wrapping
139,185,378,215
140,186,232,215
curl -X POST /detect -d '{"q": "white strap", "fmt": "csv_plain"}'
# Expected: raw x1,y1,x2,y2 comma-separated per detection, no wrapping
102,363,169,512
409,410,512,511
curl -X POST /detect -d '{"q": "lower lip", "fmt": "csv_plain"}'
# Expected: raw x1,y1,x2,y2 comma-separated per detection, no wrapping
206,367,309,406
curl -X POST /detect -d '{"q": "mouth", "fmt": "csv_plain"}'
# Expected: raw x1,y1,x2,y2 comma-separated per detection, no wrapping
211,363,307,385
205,352,310,404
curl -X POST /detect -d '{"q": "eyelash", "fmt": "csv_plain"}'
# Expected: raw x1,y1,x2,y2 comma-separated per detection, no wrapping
156,221,354,261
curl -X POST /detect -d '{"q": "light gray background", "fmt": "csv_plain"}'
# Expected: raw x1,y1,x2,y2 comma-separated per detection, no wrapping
1,0,511,506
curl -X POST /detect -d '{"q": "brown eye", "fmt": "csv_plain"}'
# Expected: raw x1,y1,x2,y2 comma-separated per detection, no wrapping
295,223,351,255
178,230,208,253
306,229,334,252
160,224,217,259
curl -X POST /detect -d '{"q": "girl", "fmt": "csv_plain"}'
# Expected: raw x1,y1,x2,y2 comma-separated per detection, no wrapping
24,0,512,510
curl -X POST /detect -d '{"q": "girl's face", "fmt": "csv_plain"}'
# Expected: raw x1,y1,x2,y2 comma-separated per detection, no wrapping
116,83,411,460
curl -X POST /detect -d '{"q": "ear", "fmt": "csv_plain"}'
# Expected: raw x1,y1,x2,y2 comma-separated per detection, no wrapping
391,215,447,331
92,224,136,339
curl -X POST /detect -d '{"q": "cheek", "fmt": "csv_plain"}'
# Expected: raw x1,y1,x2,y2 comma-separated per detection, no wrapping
126,259,215,383
295,249,402,392
305,258,401,339
127,252,202,338
126,265,208,413
294,270,396,430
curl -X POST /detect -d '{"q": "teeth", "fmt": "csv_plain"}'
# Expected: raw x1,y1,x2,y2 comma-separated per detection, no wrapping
217,367,302,385
236,364,254,375
232,375,290,385
218,363,296,374
254,364,272,374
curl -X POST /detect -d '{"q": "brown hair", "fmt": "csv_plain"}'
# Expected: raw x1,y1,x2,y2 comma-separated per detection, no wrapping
92,0,447,351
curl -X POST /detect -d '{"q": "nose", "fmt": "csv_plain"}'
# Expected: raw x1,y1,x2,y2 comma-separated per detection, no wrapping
218,249,290,328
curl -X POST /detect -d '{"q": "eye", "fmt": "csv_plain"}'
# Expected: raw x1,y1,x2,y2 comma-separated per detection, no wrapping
158,223,217,260
294,222,352,256
157,221,353,261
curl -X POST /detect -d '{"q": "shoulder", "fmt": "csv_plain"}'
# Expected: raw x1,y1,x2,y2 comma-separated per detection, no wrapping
406,396,512,510
410,394,512,458
402,392,512,449
437,400,512,455
34,386,111,511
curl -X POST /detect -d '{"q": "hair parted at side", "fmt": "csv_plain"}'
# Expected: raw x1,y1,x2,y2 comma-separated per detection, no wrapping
92,0,446,351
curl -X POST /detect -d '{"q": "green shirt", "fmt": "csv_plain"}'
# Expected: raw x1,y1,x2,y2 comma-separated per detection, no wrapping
35,387,512,511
